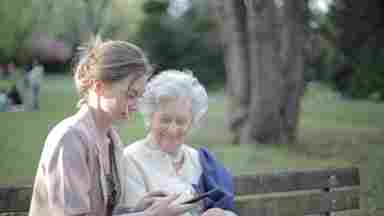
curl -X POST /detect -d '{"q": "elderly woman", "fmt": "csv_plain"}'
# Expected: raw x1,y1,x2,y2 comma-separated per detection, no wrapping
123,70,237,216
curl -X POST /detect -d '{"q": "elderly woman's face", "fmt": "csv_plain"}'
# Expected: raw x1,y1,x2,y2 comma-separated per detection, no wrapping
150,96,193,154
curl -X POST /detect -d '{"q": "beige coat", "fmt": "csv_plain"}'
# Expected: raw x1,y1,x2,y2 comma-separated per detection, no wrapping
29,105,130,216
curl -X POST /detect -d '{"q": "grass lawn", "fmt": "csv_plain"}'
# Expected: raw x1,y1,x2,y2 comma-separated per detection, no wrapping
0,76,383,196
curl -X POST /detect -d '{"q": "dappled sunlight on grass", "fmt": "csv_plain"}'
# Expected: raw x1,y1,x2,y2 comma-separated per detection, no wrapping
298,83,384,162
302,83,384,129
198,144,351,176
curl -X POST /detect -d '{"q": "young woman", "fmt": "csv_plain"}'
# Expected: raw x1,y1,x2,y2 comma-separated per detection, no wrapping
29,39,193,216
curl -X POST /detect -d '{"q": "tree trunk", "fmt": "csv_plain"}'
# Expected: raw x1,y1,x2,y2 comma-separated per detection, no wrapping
213,0,307,145
214,0,250,144
279,0,307,144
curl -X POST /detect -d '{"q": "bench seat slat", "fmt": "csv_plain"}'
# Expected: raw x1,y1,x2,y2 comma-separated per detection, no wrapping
235,188,360,216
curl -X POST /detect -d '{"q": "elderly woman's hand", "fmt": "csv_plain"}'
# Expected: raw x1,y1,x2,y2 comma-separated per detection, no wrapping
201,208,226,216
134,191,168,212
143,193,196,216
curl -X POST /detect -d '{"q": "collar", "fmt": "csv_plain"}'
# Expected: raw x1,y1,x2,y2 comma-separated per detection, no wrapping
75,105,120,169
143,134,185,164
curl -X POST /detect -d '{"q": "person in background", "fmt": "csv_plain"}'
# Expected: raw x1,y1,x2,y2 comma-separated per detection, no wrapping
0,89,8,111
7,84,23,107
7,61,25,111
23,62,33,88
27,59,44,110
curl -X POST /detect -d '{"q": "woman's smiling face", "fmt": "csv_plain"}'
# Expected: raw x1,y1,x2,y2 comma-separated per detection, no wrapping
150,96,193,154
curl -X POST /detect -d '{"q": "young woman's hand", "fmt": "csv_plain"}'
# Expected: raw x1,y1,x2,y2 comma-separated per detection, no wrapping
201,208,226,216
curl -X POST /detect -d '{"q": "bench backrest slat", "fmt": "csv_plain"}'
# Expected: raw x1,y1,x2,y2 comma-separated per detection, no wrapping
0,186,32,213
234,167,359,195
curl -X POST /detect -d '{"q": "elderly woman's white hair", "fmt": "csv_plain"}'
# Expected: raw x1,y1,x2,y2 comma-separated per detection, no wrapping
139,69,208,128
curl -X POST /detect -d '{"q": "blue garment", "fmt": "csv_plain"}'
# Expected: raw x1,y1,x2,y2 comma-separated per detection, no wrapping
192,147,235,212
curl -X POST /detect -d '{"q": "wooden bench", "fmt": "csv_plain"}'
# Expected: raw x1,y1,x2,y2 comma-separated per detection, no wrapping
233,167,360,216
0,167,360,216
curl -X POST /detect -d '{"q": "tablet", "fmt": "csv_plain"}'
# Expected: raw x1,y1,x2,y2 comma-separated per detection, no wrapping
181,188,219,204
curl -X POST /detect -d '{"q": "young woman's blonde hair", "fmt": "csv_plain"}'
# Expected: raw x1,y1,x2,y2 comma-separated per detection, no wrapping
73,36,151,107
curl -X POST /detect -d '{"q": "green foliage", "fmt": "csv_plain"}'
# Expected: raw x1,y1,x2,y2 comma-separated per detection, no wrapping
346,48,384,100
0,0,145,66
307,0,384,101
142,0,169,14
0,0,34,59
135,0,225,87
310,45,384,101
305,46,339,82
